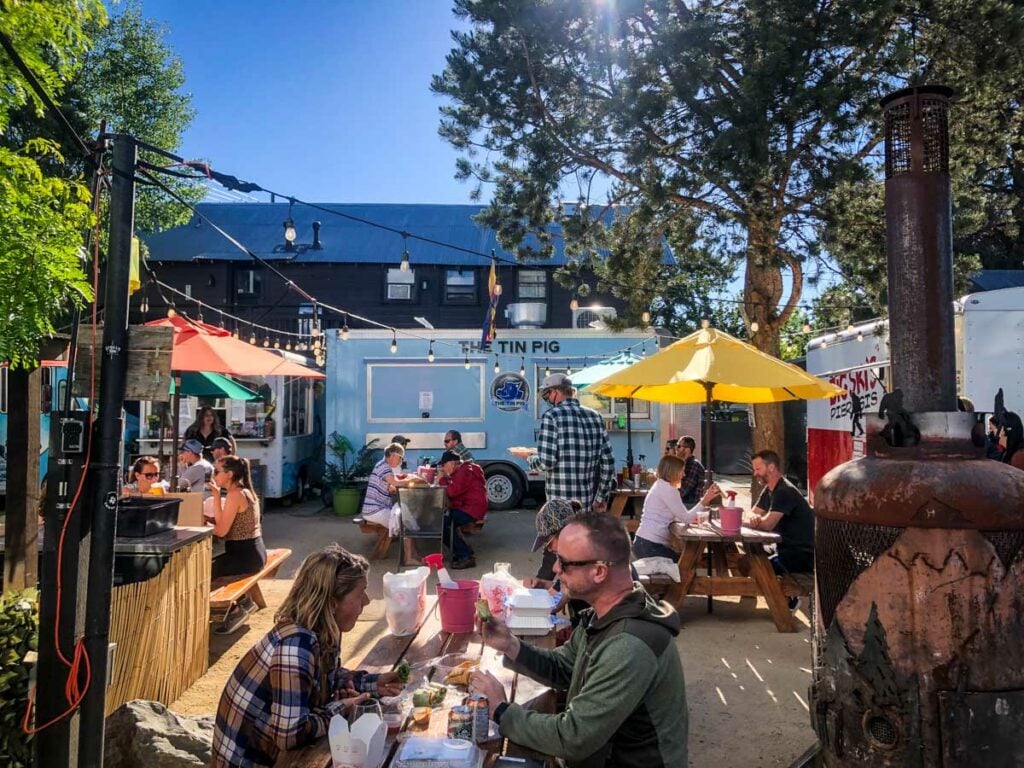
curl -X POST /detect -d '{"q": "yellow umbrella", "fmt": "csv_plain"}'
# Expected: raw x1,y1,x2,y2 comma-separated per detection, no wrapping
591,326,844,471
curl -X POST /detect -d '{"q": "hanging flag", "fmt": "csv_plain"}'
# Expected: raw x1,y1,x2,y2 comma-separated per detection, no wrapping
480,255,499,347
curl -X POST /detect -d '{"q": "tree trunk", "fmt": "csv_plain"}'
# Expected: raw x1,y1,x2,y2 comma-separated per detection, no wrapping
743,213,790,492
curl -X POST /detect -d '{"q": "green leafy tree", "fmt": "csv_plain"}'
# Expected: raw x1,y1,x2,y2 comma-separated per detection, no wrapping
433,0,917,458
0,0,105,367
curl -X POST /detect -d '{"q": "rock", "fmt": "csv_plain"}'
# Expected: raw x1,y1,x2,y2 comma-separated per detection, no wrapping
104,700,214,768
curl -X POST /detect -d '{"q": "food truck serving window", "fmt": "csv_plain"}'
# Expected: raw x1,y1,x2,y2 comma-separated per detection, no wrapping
283,377,312,436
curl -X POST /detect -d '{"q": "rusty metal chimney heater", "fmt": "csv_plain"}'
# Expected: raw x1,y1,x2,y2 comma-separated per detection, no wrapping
811,85,1024,767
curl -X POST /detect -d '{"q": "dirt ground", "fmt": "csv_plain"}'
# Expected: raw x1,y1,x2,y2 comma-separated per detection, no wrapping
170,478,818,767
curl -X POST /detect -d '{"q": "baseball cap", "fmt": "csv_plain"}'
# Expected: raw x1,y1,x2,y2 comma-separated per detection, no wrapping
439,450,461,465
390,434,411,445
532,498,582,552
539,373,573,394
178,438,204,456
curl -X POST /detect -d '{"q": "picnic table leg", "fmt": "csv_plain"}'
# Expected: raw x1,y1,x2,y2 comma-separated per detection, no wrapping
665,541,703,608
747,545,797,633
706,543,714,614
249,582,267,610
609,494,628,518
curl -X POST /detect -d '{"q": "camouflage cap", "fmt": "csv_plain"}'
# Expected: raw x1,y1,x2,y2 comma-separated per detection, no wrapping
532,498,582,552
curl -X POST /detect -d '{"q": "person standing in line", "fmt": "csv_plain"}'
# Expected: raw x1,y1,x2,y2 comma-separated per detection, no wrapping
509,373,615,512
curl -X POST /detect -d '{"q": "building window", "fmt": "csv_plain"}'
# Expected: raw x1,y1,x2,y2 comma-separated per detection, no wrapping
235,269,262,300
518,269,547,300
444,269,477,304
386,268,415,301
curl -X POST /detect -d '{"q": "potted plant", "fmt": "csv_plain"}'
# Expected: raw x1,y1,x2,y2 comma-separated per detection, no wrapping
323,433,380,517
147,413,163,439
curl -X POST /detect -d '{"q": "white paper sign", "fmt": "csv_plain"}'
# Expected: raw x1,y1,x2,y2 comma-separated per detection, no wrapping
418,391,433,410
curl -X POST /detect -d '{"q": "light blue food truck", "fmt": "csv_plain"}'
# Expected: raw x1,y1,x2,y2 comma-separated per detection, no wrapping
324,326,666,508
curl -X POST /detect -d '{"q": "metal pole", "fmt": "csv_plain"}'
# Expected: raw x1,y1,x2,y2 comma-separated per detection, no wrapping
625,397,634,471
704,380,714,614
78,134,136,767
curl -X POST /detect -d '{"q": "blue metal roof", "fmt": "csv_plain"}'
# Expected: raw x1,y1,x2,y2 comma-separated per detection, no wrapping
143,203,676,267
969,269,1024,292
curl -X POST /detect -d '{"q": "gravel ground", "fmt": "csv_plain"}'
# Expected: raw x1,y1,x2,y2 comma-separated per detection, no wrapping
170,478,817,767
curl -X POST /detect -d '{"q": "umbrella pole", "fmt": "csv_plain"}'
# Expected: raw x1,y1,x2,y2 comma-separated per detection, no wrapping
704,380,714,615
625,397,634,471
171,378,181,484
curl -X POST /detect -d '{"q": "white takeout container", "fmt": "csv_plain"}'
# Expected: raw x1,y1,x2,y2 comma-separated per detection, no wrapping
393,736,483,768
329,711,387,768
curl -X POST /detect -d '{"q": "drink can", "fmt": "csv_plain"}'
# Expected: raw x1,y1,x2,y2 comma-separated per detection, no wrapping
447,706,474,741
465,693,489,743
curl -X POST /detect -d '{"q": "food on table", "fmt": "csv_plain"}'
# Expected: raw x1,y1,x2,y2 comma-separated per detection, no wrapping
443,660,478,686
475,599,493,623
411,707,432,726
396,658,411,683
411,682,448,707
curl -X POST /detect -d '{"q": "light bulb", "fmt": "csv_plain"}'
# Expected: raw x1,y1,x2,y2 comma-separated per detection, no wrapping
263,338,270,348
847,323,855,333
464,356,471,370
566,365,572,375
802,322,811,334
140,298,149,313
400,249,410,272
428,347,435,363
390,333,398,354
494,359,500,374
520,364,526,377
494,284,503,296
232,329,239,339
341,324,349,341
283,219,297,243
286,341,292,351
274,339,281,349
569,298,579,311
544,366,551,377
167,308,176,318
856,332,864,342
750,321,759,333
701,318,710,329
821,339,828,349
642,311,650,324
249,334,257,344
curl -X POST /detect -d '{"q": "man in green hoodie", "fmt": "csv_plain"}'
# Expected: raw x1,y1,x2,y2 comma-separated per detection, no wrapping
469,514,687,767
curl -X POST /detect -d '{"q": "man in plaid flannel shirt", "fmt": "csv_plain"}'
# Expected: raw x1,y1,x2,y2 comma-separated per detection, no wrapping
674,435,706,506
510,373,615,511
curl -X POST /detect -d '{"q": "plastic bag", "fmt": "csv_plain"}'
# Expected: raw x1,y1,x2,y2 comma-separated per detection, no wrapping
382,566,429,636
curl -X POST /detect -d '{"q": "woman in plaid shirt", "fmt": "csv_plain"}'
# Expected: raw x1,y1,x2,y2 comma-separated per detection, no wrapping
212,545,404,767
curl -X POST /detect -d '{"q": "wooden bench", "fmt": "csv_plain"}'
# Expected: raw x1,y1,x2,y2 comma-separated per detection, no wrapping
640,569,814,600
210,548,292,623
354,516,485,560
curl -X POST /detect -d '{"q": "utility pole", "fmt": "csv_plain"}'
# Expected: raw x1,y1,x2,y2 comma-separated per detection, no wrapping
77,134,136,767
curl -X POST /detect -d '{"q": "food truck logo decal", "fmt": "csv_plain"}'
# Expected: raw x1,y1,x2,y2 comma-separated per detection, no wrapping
491,373,530,412
828,356,882,421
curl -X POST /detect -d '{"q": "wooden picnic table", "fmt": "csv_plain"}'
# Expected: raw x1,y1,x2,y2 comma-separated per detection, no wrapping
664,522,799,633
609,488,646,533
278,596,557,767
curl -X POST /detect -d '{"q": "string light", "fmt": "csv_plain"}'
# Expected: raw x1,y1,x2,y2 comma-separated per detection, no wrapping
569,298,579,311
856,331,864,342
167,307,176,318
399,233,410,272
566,364,572,375
263,337,270,348
285,341,292,351
249,333,257,344
821,338,828,349
232,328,240,339
750,321,759,333
428,341,435,363
641,311,650,324
274,338,281,349
341,314,350,341
519,357,526,377
390,331,398,354
802,322,811,334
847,323,855,333
544,364,551,377
494,283,503,296
464,353,471,370
493,356,500,374
701,318,710,329
140,296,149,313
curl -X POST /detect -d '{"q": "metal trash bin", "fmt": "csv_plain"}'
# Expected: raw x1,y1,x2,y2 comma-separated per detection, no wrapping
397,487,447,566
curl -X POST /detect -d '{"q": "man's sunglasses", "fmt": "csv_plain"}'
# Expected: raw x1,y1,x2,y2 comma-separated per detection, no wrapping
556,554,618,570
140,472,160,479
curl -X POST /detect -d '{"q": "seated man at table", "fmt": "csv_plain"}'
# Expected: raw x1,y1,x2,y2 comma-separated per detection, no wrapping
177,438,214,497
443,429,474,461
437,450,487,569
744,449,815,576
470,514,688,768
673,435,706,506
213,544,404,767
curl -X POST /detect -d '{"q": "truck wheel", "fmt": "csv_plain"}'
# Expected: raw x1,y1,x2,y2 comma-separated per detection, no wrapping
484,466,523,510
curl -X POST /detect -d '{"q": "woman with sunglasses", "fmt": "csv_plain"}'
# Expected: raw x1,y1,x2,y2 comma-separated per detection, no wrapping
213,544,405,767
123,456,168,495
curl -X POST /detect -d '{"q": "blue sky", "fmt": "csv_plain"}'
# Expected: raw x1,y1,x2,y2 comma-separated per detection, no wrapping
140,0,475,204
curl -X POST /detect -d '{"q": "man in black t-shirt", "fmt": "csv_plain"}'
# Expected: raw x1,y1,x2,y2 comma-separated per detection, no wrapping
745,449,814,574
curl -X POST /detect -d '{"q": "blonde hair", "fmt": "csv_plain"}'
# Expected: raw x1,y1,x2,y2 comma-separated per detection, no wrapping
656,453,686,484
275,545,369,666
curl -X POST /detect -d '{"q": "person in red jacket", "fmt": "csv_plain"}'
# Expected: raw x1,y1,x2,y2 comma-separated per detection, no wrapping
437,450,487,569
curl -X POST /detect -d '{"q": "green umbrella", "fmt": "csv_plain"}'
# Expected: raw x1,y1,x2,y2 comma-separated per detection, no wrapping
570,352,643,468
170,371,260,400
